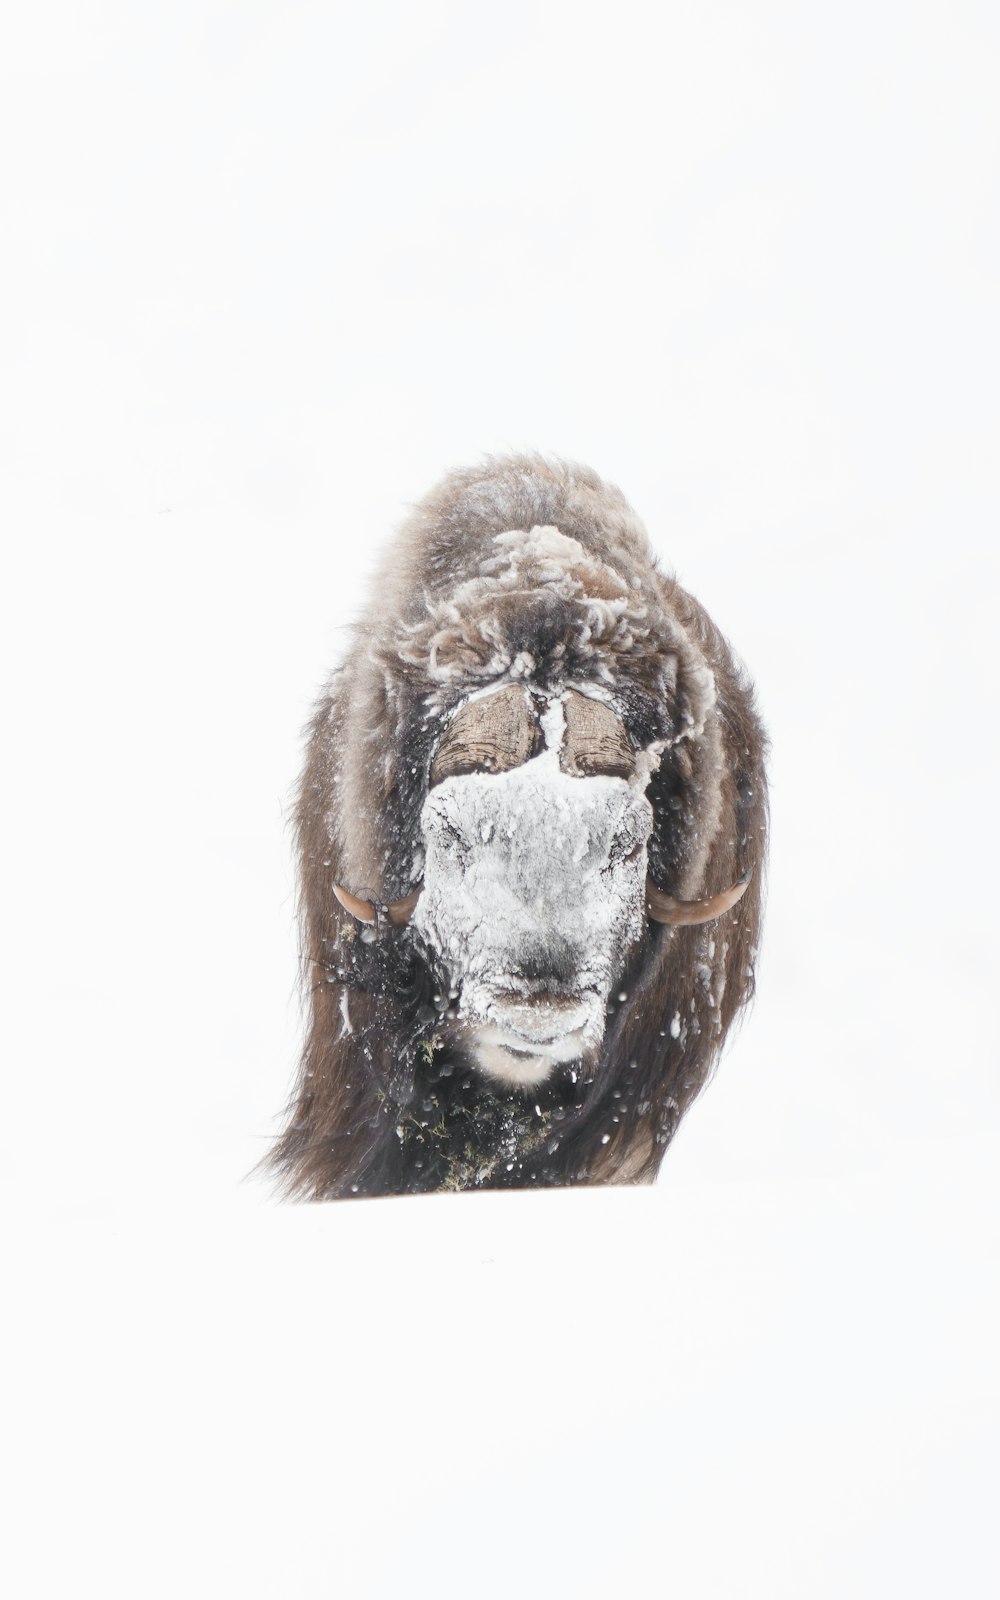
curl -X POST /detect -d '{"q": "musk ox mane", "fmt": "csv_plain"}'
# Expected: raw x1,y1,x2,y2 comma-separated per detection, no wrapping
266,454,769,1198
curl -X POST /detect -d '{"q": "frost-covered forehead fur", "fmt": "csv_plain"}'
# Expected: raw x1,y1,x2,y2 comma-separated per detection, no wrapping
336,462,722,906
267,454,769,1199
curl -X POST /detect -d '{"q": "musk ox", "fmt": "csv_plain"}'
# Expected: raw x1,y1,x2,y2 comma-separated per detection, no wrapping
266,454,768,1198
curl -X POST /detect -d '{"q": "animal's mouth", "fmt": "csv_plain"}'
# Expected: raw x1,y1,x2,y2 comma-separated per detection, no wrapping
480,978,598,1042
459,981,604,1084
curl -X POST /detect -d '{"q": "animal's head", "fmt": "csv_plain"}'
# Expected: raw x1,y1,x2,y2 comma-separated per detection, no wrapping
413,682,656,1088
268,457,768,1198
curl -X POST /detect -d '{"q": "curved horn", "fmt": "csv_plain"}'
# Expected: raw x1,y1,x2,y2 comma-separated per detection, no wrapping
646,870,752,927
333,884,422,927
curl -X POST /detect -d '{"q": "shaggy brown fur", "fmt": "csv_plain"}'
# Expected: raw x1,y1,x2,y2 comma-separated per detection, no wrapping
265,455,769,1198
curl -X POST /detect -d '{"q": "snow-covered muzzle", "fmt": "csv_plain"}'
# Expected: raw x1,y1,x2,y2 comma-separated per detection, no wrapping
412,697,655,1088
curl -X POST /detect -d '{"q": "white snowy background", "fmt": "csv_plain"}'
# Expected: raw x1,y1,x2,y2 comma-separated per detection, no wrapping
3,3,998,1596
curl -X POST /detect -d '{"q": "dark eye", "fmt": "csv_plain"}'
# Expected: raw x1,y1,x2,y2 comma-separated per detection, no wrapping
438,817,472,862
604,831,645,872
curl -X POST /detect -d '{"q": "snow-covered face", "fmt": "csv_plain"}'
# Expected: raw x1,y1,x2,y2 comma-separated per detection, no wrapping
412,690,656,1088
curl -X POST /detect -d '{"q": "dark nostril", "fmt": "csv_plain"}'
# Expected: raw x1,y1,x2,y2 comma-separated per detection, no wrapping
507,938,579,987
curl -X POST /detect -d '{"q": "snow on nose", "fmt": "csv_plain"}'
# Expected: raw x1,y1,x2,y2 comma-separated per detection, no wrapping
413,744,653,1019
